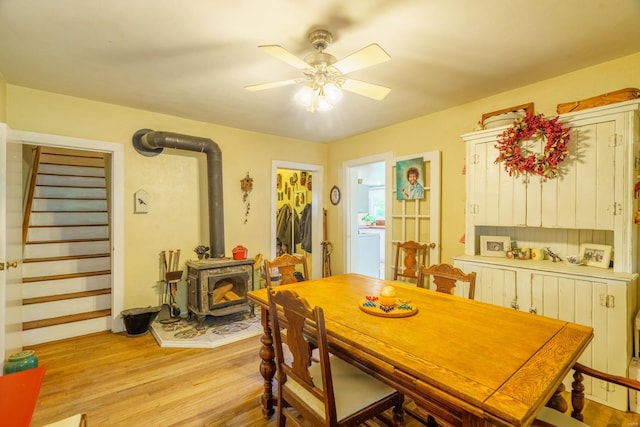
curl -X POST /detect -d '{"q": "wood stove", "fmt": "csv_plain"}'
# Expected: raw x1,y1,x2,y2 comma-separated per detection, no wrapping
186,258,255,326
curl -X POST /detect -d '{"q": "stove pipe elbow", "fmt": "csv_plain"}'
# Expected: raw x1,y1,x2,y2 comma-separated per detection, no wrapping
132,129,225,258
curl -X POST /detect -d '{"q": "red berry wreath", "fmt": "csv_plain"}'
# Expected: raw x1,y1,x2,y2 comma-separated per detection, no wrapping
494,113,571,179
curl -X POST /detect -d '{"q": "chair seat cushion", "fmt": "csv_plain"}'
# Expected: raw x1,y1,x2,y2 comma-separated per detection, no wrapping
535,406,589,427
283,354,397,422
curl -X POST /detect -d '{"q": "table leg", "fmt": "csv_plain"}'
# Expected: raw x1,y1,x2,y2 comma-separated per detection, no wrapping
546,382,568,413
258,306,275,418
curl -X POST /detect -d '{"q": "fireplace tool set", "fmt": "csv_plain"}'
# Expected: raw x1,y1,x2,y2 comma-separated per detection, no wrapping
160,249,183,322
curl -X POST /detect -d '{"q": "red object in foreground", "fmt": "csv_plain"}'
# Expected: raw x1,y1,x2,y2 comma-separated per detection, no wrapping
0,366,46,427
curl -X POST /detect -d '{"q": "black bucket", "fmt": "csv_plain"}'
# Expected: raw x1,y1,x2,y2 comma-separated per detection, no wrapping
121,306,162,337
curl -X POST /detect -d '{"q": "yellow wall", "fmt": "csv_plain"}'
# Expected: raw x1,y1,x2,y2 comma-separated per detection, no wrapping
0,74,7,122
5,52,640,305
325,52,640,274
6,86,327,307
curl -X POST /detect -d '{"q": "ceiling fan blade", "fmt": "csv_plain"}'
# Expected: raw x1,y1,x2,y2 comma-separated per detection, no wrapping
258,45,312,70
341,79,391,100
244,78,307,92
333,44,390,75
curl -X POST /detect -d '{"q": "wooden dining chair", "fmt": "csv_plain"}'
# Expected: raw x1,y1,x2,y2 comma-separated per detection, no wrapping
264,253,309,288
408,263,476,425
533,362,640,426
393,241,429,282
264,253,316,363
268,288,405,426
416,263,476,300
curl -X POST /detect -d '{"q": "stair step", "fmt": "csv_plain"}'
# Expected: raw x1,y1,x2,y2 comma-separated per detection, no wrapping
40,152,105,168
23,309,111,331
31,198,108,212
22,316,112,346
24,240,110,260
23,255,110,278
41,146,105,158
23,288,111,305
38,163,105,177
23,270,111,284
22,274,111,299
34,186,107,199
27,225,109,241
37,174,105,188
24,253,111,263
29,211,108,226
23,293,111,322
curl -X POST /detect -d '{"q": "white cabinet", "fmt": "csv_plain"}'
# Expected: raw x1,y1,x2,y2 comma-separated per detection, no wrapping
465,112,620,230
353,233,381,278
454,255,637,411
463,101,638,272
458,100,640,411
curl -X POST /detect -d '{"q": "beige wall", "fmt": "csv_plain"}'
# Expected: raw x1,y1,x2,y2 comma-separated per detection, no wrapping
326,52,640,274
4,52,640,306
6,86,327,308
0,74,6,122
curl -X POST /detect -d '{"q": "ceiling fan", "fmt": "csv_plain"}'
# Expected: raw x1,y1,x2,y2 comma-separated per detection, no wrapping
245,29,391,111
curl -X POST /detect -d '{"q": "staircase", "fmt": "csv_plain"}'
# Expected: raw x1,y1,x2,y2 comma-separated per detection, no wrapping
22,147,112,346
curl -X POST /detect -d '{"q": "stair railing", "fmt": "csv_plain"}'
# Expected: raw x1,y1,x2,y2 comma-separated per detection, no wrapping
23,146,42,244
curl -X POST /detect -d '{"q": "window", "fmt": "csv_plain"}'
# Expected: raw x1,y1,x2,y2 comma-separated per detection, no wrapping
369,185,385,220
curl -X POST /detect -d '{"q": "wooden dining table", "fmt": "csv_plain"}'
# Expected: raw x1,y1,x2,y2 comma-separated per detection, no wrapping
247,273,593,427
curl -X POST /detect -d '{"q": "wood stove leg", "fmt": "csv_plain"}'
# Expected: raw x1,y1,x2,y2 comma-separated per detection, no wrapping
196,314,206,329
258,306,275,418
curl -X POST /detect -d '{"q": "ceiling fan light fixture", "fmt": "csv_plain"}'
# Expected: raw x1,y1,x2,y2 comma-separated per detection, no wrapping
249,28,390,109
323,82,342,104
295,82,341,113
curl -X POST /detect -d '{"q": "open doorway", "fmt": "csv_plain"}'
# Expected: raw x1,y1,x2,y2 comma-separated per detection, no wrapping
2,127,124,353
345,153,392,279
345,151,441,280
271,160,323,279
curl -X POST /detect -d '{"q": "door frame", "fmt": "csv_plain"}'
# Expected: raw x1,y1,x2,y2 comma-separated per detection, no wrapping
1,124,24,360
271,160,323,278
8,127,125,333
344,151,441,279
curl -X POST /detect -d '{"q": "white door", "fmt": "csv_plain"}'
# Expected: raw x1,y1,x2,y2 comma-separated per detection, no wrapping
0,124,24,366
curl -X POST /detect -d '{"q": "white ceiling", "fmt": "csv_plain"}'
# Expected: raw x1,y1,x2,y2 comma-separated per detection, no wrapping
0,0,639,143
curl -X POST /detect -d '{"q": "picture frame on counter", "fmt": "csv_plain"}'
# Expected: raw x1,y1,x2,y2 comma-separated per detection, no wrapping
480,235,511,257
579,243,613,269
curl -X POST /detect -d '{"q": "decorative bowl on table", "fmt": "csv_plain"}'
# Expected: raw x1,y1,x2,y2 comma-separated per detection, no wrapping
359,286,418,318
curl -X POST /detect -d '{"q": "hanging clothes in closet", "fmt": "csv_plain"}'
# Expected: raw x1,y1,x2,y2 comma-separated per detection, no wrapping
276,204,300,254
299,203,312,253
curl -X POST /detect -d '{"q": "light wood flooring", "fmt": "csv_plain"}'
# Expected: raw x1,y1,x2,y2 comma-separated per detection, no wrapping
26,331,640,426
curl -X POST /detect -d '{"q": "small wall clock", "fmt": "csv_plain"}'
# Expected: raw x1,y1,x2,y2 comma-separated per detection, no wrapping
330,185,341,205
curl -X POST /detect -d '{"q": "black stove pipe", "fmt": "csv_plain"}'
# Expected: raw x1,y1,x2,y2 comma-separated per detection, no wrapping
132,129,225,258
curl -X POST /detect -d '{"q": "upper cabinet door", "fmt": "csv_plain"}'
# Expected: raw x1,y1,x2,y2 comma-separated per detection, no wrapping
542,116,618,230
468,137,526,227
465,114,621,231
